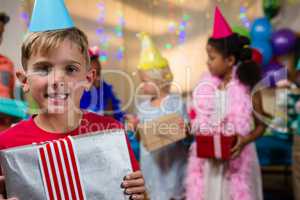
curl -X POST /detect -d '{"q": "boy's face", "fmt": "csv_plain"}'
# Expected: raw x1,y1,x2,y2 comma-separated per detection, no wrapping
20,39,95,114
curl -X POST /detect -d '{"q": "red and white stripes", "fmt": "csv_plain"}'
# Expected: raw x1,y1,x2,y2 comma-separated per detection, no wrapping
38,137,86,200
213,134,222,159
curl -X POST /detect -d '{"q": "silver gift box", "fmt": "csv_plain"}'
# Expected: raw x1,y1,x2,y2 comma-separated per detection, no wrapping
0,129,132,200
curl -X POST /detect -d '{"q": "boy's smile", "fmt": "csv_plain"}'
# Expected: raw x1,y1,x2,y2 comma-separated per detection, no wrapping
45,92,70,107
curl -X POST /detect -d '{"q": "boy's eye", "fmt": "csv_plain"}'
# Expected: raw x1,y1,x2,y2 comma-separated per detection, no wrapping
65,65,79,74
34,65,51,76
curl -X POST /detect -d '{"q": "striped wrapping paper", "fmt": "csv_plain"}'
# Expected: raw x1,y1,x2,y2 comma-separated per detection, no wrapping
0,129,132,200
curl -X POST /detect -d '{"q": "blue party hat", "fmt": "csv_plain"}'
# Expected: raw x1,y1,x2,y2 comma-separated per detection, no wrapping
29,0,74,32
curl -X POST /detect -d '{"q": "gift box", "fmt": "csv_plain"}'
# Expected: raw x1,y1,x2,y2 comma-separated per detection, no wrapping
196,134,237,160
137,113,186,152
0,129,132,200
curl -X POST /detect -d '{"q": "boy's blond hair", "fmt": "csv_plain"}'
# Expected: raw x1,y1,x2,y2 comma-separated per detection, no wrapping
21,27,90,70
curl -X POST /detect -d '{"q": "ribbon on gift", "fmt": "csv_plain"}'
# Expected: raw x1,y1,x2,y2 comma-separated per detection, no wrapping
38,136,86,200
213,134,222,159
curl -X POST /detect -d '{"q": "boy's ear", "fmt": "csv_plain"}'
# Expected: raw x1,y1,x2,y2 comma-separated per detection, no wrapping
85,68,96,90
16,69,30,93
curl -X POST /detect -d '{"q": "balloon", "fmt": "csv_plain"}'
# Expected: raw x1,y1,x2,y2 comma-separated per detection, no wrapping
232,25,250,39
250,17,272,41
251,48,263,65
263,0,281,19
271,28,297,56
251,41,273,65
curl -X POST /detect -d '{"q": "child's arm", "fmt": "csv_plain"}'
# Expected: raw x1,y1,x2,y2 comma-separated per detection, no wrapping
125,114,141,141
231,91,268,159
125,114,139,132
245,91,268,143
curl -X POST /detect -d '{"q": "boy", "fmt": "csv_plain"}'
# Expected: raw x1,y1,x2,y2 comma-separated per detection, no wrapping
0,0,145,199
0,27,145,200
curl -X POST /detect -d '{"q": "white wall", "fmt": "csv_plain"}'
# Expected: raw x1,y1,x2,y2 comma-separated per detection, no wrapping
273,1,300,32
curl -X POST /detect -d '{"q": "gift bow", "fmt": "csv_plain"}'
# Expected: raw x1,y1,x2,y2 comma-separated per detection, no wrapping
88,46,100,58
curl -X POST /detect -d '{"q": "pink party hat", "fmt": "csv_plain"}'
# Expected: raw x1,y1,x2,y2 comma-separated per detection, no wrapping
211,6,233,39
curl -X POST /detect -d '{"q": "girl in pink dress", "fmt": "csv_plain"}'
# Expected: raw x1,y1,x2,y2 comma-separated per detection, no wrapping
185,7,265,200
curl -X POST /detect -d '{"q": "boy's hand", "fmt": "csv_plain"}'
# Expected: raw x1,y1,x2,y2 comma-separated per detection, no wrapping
0,195,18,200
230,135,248,159
0,176,18,200
121,171,145,200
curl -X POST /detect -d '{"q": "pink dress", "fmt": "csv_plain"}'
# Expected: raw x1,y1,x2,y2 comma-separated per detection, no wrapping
185,73,263,200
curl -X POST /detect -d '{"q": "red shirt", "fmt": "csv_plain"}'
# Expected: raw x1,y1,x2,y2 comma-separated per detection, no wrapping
0,112,139,171
0,54,14,99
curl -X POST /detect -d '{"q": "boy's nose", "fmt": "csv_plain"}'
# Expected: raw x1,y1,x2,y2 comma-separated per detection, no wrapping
52,81,65,90
49,70,65,89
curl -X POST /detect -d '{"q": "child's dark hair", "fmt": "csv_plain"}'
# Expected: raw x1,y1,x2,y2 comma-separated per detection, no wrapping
208,33,261,89
0,12,10,24
90,55,99,62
